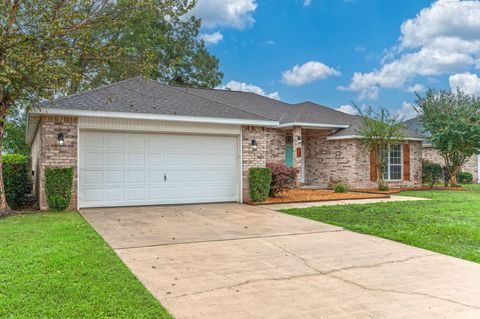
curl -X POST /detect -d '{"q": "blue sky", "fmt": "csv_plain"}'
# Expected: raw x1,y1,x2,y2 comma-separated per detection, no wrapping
191,0,480,119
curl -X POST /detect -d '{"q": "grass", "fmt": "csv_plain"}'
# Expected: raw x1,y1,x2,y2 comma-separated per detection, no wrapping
0,211,172,319
282,184,480,263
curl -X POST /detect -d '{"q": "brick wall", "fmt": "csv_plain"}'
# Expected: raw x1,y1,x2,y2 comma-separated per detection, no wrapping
304,133,423,189
242,126,267,202
423,146,478,183
265,128,286,164
34,116,78,210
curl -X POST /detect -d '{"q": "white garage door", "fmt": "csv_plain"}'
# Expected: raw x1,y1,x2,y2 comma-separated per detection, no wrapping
79,131,239,208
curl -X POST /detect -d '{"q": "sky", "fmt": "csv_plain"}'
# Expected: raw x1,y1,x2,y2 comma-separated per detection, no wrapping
190,0,480,119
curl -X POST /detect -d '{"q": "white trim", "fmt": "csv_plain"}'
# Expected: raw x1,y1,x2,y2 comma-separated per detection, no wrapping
31,108,279,127
383,144,403,181
76,125,80,211
326,134,425,141
239,130,243,203
279,122,349,129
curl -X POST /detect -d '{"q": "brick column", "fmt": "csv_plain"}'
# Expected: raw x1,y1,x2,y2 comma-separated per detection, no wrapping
242,126,267,202
38,116,78,210
292,126,302,187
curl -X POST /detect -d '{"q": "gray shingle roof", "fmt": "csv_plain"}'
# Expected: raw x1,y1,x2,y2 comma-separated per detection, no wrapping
41,77,273,122
38,76,425,140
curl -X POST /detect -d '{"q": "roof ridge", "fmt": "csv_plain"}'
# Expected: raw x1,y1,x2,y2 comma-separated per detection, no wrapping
172,85,279,121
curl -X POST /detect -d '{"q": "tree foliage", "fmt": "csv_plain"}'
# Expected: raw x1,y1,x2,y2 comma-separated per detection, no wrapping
355,105,407,190
416,89,480,186
0,0,222,214
4,104,29,155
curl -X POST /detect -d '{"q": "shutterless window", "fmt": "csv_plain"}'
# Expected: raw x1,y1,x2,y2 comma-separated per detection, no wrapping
383,144,403,181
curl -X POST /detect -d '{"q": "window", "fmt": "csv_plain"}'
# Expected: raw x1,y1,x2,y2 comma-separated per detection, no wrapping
383,144,403,181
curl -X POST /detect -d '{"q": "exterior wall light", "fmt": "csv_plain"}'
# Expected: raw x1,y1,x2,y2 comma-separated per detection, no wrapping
58,133,65,146
251,139,257,150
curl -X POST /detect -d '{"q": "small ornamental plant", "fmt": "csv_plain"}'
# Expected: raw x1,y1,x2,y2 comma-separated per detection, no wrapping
334,182,348,193
266,163,298,197
45,167,74,211
249,168,272,202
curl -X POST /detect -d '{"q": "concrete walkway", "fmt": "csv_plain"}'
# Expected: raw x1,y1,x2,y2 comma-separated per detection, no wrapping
260,195,430,210
81,203,480,319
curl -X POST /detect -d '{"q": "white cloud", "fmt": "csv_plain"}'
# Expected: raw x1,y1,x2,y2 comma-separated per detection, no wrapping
303,0,312,6
340,0,480,97
406,83,425,93
396,102,418,120
282,61,341,86
449,72,480,95
335,104,359,115
358,87,379,100
189,0,257,29
218,80,281,100
199,31,223,44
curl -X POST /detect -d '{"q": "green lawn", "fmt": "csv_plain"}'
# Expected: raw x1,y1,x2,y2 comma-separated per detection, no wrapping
282,184,480,263
0,212,172,319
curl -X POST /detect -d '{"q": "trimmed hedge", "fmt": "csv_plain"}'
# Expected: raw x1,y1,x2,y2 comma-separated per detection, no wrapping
266,163,297,197
334,182,348,193
457,172,473,184
249,168,272,202
45,167,74,211
422,162,443,187
2,154,32,209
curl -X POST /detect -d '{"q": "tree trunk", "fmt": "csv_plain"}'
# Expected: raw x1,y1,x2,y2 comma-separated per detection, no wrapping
0,116,11,216
450,166,460,187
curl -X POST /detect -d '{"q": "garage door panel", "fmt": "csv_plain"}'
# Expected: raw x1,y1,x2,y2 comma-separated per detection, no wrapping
79,131,239,208
84,170,103,185
106,171,124,184
126,135,145,148
146,153,164,165
147,187,165,200
105,134,124,148
105,189,124,201
106,152,124,166
83,152,103,167
127,153,145,166
127,171,145,184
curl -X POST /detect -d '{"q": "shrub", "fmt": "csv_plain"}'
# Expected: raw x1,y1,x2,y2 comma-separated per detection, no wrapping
45,167,74,211
457,172,473,184
422,162,443,187
266,163,298,197
334,182,348,193
378,184,390,191
248,168,272,202
2,154,32,209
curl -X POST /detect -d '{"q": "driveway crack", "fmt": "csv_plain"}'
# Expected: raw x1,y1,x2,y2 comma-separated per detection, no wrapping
164,253,480,311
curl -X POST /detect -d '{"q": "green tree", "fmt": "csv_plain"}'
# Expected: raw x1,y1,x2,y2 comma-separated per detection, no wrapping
0,0,222,215
416,89,480,186
4,104,29,155
356,105,407,191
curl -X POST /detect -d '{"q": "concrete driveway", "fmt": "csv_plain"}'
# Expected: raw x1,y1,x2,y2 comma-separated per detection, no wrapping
81,204,480,319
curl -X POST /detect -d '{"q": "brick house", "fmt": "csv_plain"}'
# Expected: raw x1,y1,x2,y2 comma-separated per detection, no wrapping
404,117,479,183
26,77,425,210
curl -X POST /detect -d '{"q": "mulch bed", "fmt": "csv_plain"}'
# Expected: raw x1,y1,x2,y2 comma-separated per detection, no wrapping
352,186,467,195
253,189,389,205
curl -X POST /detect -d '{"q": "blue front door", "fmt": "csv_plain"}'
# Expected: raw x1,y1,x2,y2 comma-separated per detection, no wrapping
285,145,294,167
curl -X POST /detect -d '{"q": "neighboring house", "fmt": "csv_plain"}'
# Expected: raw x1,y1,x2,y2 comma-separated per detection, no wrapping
26,77,424,210
404,116,479,183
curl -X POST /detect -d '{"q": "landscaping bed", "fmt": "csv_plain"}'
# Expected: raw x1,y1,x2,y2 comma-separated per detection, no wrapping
257,188,389,205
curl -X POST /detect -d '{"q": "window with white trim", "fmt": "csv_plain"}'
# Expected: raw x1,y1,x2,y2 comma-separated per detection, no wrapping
383,144,403,181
